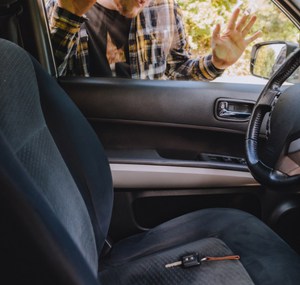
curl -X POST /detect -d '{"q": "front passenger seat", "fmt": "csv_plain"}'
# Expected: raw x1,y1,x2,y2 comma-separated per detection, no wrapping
1,38,300,285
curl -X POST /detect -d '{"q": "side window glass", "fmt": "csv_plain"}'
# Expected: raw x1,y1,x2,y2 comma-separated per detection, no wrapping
46,0,299,83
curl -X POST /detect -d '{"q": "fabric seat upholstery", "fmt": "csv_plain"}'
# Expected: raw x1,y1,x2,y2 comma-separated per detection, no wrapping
101,208,300,284
1,38,300,285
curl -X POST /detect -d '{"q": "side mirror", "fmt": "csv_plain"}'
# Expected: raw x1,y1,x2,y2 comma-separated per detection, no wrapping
250,41,299,80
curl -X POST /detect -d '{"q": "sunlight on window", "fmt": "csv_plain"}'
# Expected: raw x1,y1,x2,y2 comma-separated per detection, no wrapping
177,0,299,83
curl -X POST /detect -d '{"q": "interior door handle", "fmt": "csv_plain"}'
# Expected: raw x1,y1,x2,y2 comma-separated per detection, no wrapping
219,108,251,119
215,99,254,121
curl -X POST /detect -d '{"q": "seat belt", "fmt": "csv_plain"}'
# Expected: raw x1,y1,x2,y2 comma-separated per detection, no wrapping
101,237,114,257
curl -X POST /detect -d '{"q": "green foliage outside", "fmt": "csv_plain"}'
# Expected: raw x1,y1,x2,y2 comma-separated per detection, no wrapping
177,0,299,78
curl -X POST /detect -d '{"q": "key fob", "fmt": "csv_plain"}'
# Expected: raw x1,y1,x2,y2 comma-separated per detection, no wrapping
181,253,201,268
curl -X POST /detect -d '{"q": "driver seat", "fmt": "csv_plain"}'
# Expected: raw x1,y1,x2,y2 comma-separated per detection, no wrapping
1,39,300,285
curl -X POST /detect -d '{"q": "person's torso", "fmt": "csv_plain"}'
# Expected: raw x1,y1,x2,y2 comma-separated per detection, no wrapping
84,0,175,79
85,3,132,77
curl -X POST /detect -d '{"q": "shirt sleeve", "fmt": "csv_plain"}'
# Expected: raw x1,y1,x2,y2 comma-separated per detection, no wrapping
45,0,87,76
166,2,224,81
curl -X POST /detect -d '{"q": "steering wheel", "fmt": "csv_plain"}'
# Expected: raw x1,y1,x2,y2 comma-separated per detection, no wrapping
246,48,300,189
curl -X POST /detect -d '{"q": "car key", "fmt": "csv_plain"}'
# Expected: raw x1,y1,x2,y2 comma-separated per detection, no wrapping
165,253,240,268
165,252,201,268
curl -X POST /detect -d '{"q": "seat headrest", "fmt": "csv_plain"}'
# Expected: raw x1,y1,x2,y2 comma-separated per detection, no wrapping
0,0,19,8
0,0,22,17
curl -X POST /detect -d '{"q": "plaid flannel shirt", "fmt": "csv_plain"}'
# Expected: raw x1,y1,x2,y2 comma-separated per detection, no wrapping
46,0,224,80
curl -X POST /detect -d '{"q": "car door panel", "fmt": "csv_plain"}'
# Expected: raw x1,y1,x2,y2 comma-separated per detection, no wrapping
60,78,260,131
60,78,264,165
59,77,264,240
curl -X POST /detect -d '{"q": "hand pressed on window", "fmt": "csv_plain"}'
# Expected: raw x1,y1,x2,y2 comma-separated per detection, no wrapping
211,8,262,70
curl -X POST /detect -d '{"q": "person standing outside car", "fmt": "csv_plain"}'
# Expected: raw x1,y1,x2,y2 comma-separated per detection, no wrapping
46,0,262,79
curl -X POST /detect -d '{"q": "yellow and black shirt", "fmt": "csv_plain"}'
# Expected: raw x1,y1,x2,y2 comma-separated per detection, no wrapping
46,0,224,80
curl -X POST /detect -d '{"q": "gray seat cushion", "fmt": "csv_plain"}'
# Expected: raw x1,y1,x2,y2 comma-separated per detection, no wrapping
101,209,300,285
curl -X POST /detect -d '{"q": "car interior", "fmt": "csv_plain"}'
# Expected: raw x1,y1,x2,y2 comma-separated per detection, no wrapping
1,0,300,284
